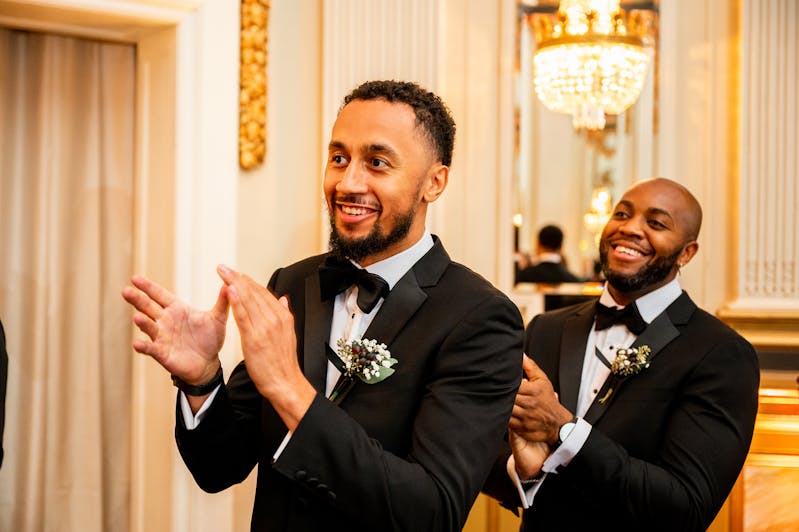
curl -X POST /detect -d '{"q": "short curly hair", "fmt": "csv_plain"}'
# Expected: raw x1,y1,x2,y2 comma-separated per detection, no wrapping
342,80,456,167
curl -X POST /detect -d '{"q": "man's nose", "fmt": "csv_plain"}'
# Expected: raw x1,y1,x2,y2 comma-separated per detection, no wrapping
618,216,645,236
337,161,368,193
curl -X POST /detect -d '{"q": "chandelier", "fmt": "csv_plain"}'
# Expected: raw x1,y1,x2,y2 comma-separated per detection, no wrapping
531,0,653,131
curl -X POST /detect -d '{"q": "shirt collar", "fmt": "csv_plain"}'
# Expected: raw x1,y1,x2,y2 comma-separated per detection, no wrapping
537,252,562,264
599,278,682,324
354,230,434,290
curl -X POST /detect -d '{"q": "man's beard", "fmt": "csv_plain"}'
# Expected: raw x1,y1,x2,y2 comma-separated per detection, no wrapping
599,240,682,293
328,204,416,263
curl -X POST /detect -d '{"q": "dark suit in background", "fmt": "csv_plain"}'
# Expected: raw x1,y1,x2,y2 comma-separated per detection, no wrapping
0,320,6,468
515,260,582,284
177,239,523,531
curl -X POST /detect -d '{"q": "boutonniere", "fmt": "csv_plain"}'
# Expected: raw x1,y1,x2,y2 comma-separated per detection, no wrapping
329,337,398,403
598,345,651,405
611,345,651,376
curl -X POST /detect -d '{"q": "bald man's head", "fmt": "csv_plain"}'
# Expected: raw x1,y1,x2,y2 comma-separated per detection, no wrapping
598,178,702,303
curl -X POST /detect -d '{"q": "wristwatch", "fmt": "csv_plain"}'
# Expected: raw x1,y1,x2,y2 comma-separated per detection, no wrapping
557,416,579,446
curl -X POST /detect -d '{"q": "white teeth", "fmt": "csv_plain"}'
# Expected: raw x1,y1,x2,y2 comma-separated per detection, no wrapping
617,245,643,257
342,205,369,215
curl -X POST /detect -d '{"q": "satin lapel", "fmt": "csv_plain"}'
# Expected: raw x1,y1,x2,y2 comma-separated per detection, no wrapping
583,306,680,425
363,236,449,346
557,303,596,414
361,270,427,349
304,272,333,396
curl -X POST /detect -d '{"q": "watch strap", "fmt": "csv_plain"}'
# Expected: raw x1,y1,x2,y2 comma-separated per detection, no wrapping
171,366,223,396
556,416,579,446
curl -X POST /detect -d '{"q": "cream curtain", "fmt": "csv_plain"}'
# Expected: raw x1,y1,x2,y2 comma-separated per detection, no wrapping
0,28,135,531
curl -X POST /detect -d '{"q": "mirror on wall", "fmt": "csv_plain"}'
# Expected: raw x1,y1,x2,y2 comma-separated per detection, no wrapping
511,0,660,286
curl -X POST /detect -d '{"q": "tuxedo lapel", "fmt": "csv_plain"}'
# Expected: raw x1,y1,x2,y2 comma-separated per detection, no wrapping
304,271,334,396
582,292,693,425
364,236,449,345
557,302,596,413
362,275,427,348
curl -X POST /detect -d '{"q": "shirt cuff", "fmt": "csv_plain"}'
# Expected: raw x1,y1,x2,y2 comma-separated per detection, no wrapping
542,417,591,474
178,384,221,430
506,454,547,509
272,431,293,462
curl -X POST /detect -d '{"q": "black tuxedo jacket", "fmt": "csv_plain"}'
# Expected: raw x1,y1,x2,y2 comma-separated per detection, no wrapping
484,292,759,531
515,261,581,284
176,238,524,531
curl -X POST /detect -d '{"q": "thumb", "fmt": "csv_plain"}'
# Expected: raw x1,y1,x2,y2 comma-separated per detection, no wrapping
522,354,537,379
211,284,230,321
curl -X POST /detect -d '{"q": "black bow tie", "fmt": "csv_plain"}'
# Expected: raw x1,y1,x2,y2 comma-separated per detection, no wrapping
318,256,389,313
594,301,647,335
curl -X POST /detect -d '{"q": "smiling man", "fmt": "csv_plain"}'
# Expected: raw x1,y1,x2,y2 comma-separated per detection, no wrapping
483,178,759,531
123,80,523,531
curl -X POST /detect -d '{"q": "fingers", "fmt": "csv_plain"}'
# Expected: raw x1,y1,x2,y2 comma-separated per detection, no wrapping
219,266,267,333
122,285,164,322
132,311,159,340
131,338,157,357
217,264,292,339
129,275,176,309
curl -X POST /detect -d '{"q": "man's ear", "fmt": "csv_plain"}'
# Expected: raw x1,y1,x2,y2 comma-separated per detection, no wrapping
422,163,448,203
677,240,699,268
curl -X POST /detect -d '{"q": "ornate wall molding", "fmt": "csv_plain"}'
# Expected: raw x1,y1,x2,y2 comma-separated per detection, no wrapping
720,0,799,354
737,0,798,305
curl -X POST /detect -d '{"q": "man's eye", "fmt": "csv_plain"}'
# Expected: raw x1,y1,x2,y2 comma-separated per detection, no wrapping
613,211,629,219
331,154,348,165
648,219,666,229
371,158,388,168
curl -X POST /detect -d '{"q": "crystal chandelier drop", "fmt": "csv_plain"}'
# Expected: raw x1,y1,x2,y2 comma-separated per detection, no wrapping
532,0,652,131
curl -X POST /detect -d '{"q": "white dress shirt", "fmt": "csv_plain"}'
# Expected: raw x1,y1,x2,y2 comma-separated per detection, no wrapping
511,278,684,508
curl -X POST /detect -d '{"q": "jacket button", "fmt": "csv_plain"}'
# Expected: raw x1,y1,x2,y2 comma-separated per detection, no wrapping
316,483,328,492
295,470,307,481
307,477,320,488
296,496,308,510
327,491,337,502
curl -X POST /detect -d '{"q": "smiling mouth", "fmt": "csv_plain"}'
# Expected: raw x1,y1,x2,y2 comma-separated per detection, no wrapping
615,245,645,258
340,204,375,216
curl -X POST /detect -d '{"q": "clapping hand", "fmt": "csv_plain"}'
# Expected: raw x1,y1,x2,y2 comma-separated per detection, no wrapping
508,355,574,479
509,429,549,480
122,275,229,386
510,355,573,446
216,265,315,431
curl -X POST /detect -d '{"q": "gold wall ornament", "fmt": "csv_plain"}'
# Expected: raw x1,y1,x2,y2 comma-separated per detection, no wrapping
239,0,269,170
